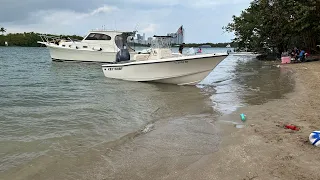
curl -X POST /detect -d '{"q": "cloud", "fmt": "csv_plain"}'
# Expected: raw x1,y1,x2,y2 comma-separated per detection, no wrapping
127,0,180,6
29,5,118,25
123,0,249,9
2,5,119,35
0,0,252,43
141,24,157,33
0,0,104,23
1,4,170,36
90,5,118,16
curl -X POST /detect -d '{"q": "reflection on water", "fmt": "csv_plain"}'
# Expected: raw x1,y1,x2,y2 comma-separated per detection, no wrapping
0,47,215,177
234,60,294,105
0,47,294,179
202,55,294,114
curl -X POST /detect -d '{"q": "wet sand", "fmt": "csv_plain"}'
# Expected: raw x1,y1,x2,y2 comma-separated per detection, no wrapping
165,61,320,180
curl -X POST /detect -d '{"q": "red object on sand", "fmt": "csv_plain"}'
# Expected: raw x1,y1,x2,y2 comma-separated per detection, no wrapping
284,124,300,131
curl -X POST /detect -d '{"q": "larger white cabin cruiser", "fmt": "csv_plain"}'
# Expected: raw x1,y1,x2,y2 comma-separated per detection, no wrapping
37,30,136,62
102,36,228,85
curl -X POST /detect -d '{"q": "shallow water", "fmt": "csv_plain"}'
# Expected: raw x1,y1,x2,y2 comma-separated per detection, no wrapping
0,47,294,179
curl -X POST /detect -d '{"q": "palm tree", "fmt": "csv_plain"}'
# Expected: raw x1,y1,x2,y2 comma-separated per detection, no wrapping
0,27,6,35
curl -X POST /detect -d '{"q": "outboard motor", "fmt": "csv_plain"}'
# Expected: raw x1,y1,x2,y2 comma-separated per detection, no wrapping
115,48,130,62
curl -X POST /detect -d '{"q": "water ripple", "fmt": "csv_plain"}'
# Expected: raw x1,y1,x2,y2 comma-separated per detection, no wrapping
0,47,294,176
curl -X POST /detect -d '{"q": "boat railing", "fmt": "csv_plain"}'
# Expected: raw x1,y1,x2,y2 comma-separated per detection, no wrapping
151,35,172,49
39,34,60,43
38,34,78,44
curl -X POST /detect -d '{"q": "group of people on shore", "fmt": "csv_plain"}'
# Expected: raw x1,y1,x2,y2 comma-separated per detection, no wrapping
290,47,309,62
178,43,202,54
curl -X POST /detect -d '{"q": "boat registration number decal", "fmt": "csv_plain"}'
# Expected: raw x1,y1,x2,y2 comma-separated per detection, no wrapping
107,67,122,71
174,60,188,64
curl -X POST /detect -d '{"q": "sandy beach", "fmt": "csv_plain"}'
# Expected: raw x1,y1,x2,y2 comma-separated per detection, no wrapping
165,61,320,180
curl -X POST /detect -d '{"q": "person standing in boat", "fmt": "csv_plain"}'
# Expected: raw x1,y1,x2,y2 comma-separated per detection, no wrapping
179,43,185,54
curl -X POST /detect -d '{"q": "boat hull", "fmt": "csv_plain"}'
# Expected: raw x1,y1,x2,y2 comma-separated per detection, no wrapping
102,54,227,85
48,46,116,62
44,44,135,63
152,70,213,85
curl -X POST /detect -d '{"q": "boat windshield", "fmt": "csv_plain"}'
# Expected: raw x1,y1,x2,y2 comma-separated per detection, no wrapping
115,32,136,51
151,36,172,49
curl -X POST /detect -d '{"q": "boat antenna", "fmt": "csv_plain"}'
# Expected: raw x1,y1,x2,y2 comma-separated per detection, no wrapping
68,37,75,44
134,24,139,33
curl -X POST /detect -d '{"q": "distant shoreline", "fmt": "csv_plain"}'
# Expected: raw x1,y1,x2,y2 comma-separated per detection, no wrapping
0,32,235,48
0,32,83,47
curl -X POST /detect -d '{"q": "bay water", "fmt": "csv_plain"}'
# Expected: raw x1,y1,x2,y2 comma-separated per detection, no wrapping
0,47,294,179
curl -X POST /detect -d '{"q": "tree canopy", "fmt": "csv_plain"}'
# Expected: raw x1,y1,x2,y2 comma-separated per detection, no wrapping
224,0,320,54
0,27,6,35
0,32,83,47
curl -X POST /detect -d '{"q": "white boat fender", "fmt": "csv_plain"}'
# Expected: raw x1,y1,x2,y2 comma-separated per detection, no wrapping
93,46,102,51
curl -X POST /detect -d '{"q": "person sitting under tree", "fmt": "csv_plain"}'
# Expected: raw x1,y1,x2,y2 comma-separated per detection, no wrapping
297,48,306,62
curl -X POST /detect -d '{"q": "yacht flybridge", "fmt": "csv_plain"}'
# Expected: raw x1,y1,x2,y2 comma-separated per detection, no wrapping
38,30,136,62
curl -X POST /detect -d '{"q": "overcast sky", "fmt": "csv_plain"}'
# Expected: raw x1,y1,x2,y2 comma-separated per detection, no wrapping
0,0,251,43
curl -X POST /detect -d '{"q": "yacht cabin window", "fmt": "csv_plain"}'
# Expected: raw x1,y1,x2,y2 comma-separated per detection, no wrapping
85,33,112,40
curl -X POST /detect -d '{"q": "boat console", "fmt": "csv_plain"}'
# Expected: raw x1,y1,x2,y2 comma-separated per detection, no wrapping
133,35,182,61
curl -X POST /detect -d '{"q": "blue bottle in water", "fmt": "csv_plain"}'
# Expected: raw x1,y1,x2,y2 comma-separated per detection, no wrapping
240,113,246,122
